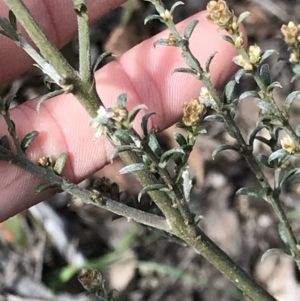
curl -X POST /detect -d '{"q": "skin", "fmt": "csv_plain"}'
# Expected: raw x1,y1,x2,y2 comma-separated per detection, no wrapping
0,0,246,222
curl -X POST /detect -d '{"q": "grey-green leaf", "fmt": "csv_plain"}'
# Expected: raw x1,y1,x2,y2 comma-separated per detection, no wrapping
37,90,64,112
239,90,260,101
117,93,127,107
205,51,218,73
249,125,267,146
278,222,289,246
261,248,289,263
110,145,140,162
268,149,290,165
259,64,271,86
141,112,156,136
236,11,251,25
92,51,114,73
119,163,148,175
138,184,168,202
173,132,187,146
221,35,234,45
235,69,246,83
160,147,185,163
212,144,239,160
204,115,224,123
0,135,10,150
154,38,169,47
144,14,161,25
236,187,271,201
280,168,300,187
260,49,278,63
296,124,300,137
284,90,300,117
53,153,68,174
173,67,198,77
170,1,185,14
224,80,236,103
148,132,162,157
128,104,147,124
8,10,17,31
256,99,274,113
184,20,198,39
21,131,39,152
267,81,282,92
257,154,274,168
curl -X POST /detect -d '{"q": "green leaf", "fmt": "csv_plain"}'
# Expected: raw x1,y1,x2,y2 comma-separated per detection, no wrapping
249,125,267,146
296,125,300,137
138,184,168,202
184,19,198,39
278,222,289,246
117,93,127,107
110,145,140,162
239,90,260,101
280,168,300,187
259,64,271,86
181,51,201,71
144,14,161,25
154,38,169,47
266,81,282,93
160,147,185,163
224,80,236,103
128,104,147,124
114,129,134,144
119,163,148,175
37,90,64,112
35,182,58,194
204,115,224,123
8,10,17,31
284,90,300,117
258,114,282,126
170,1,185,14
0,135,10,150
173,67,198,77
53,153,68,175
148,132,162,157
173,133,187,146
257,154,274,168
261,248,288,263
256,99,274,113
212,144,239,160
235,69,246,83
236,187,272,201
205,51,218,73
268,149,291,166
0,16,18,41
92,51,114,73
193,126,207,135
236,11,251,25
220,35,234,45
141,112,156,136
260,49,278,63
20,131,39,152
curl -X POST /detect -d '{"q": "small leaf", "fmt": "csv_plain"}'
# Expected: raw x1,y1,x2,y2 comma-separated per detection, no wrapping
170,1,185,14
141,112,156,136
0,135,10,150
296,125,300,137
117,93,127,108
235,69,246,83
212,144,240,159
181,51,201,71
160,147,185,163
114,129,134,144
284,90,300,117
173,133,187,146
258,114,282,126
278,222,289,246
236,187,272,201
138,184,167,202
204,115,224,123
236,11,251,25
110,145,140,162
128,104,147,124
193,126,207,135
268,149,291,166
259,64,271,86
53,152,68,174
249,125,267,146
92,51,114,73
148,132,162,157
205,51,218,73
239,90,260,101
20,131,39,152
256,99,274,113
37,90,64,112
220,35,234,45
8,10,17,31
261,248,288,263
184,19,198,40
144,14,161,25
173,67,198,77
153,38,169,47
257,154,274,168
119,163,148,175
35,182,58,194
260,49,278,63
267,81,282,93
280,168,300,187
224,80,236,103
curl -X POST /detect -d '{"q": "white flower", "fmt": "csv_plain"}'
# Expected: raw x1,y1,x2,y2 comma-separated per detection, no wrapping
90,106,111,140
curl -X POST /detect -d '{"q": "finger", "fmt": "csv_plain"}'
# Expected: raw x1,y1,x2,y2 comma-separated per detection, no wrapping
0,0,126,84
0,11,246,221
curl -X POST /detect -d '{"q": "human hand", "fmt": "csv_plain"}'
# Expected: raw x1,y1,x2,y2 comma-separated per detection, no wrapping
0,0,245,221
